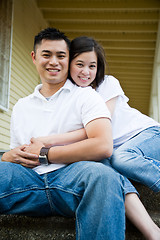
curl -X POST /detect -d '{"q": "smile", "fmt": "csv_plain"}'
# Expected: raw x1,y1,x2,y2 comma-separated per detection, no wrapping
47,69,60,72
79,77,90,81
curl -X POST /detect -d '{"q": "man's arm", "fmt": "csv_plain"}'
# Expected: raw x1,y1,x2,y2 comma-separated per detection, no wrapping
49,118,112,164
25,118,113,165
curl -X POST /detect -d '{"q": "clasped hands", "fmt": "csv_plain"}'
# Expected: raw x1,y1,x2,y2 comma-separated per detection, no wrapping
1,138,44,168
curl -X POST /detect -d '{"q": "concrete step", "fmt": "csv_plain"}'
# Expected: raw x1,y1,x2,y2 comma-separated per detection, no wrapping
0,211,159,240
0,215,76,240
133,182,160,212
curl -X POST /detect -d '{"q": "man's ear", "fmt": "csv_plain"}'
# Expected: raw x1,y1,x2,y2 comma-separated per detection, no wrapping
31,51,36,64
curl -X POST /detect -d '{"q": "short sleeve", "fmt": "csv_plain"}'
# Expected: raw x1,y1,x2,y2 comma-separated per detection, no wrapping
78,87,111,127
96,75,129,103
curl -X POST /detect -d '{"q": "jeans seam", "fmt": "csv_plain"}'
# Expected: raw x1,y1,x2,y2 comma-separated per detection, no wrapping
0,187,46,199
49,185,82,197
76,211,80,240
150,178,160,192
43,174,56,214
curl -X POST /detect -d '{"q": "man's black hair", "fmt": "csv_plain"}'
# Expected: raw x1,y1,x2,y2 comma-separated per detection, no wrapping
33,27,70,52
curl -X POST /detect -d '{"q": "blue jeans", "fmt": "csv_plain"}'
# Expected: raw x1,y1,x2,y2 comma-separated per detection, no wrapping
0,161,126,240
101,158,138,196
111,126,160,192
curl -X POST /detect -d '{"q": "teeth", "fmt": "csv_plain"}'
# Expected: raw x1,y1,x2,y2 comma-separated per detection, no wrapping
81,78,88,81
48,69,59,72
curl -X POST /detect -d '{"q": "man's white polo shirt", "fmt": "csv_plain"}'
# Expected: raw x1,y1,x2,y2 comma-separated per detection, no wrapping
10,79,111,174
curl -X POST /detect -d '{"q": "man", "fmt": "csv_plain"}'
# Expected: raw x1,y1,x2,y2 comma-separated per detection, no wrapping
2,28,125,240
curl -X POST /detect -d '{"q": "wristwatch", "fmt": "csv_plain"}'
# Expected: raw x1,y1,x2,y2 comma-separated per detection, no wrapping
39,147,50,165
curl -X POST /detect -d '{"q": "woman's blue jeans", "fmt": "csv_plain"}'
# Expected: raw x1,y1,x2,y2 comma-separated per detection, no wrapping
111,126,160,192
0,160,126,240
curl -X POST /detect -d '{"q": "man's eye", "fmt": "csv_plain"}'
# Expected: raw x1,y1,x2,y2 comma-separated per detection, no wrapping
58,55,65,58
42,54,50,58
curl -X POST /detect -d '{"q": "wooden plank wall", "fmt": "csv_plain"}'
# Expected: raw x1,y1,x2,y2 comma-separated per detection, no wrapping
0,0,47,149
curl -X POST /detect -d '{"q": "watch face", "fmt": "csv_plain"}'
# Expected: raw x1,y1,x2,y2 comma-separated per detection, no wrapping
39,155,48,165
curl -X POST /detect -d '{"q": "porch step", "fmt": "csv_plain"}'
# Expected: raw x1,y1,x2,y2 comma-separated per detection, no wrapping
0,184,159,240
0,215,76,240
0,211,159,240
134,182,160,212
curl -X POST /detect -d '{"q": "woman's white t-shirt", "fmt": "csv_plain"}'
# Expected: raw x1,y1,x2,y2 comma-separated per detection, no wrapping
97,75,160,148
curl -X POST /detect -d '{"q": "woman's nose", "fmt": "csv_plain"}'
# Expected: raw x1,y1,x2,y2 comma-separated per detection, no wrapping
81,67,89,75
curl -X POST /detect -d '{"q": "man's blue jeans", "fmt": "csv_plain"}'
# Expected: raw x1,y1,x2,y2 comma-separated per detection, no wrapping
111,126,160,192
0,160,126,240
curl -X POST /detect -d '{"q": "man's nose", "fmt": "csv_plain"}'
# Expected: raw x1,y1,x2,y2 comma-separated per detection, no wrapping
49,56,58,65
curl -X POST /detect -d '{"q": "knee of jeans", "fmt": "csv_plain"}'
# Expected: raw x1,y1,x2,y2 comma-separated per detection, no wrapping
84,162,122,186
111,151,129,170
111,148,140,171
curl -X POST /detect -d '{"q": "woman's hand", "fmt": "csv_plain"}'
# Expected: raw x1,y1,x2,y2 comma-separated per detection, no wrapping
24,137,45,156
34,135,55,147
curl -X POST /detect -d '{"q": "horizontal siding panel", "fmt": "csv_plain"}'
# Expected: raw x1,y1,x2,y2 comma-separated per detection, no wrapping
11,73,35,97
9,95,20,107
0,115,11,126
42,9,159,21
0,126,10,135
0,133,10,146
11,60,39,90
0,0,47,149
37,0,160,9
50,21,158,32
0,142,10,150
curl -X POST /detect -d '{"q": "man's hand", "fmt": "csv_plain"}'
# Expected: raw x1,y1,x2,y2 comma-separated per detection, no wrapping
1,145,39,168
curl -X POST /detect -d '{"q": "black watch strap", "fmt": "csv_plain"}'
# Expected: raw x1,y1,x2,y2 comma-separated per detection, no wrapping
40,147,50,158
39,147,50,165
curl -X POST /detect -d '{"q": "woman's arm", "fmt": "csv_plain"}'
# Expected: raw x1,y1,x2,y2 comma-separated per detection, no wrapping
105,96,118,117
35,97,118,148
25,117,113,165
36,128,87,147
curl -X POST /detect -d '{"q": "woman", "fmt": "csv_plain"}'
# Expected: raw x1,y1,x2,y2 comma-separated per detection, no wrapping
30,36,160,239
69,37,160,193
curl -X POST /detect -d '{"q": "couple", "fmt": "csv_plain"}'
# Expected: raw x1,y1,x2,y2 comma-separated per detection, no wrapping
2,28,160,239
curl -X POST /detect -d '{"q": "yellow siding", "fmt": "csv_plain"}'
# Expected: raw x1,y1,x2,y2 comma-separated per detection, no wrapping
0,0,47,150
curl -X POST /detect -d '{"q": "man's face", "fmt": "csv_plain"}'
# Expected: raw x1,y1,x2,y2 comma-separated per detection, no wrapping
31,39,69,86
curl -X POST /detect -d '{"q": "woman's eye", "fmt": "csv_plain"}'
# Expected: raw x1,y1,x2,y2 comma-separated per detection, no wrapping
77,63,83,67
90,65,96,69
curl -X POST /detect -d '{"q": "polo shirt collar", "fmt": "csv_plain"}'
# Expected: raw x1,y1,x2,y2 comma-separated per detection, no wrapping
31,79,75,100
61,79,75,91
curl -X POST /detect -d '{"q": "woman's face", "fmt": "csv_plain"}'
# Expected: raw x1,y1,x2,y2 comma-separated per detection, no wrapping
70,51,97,87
